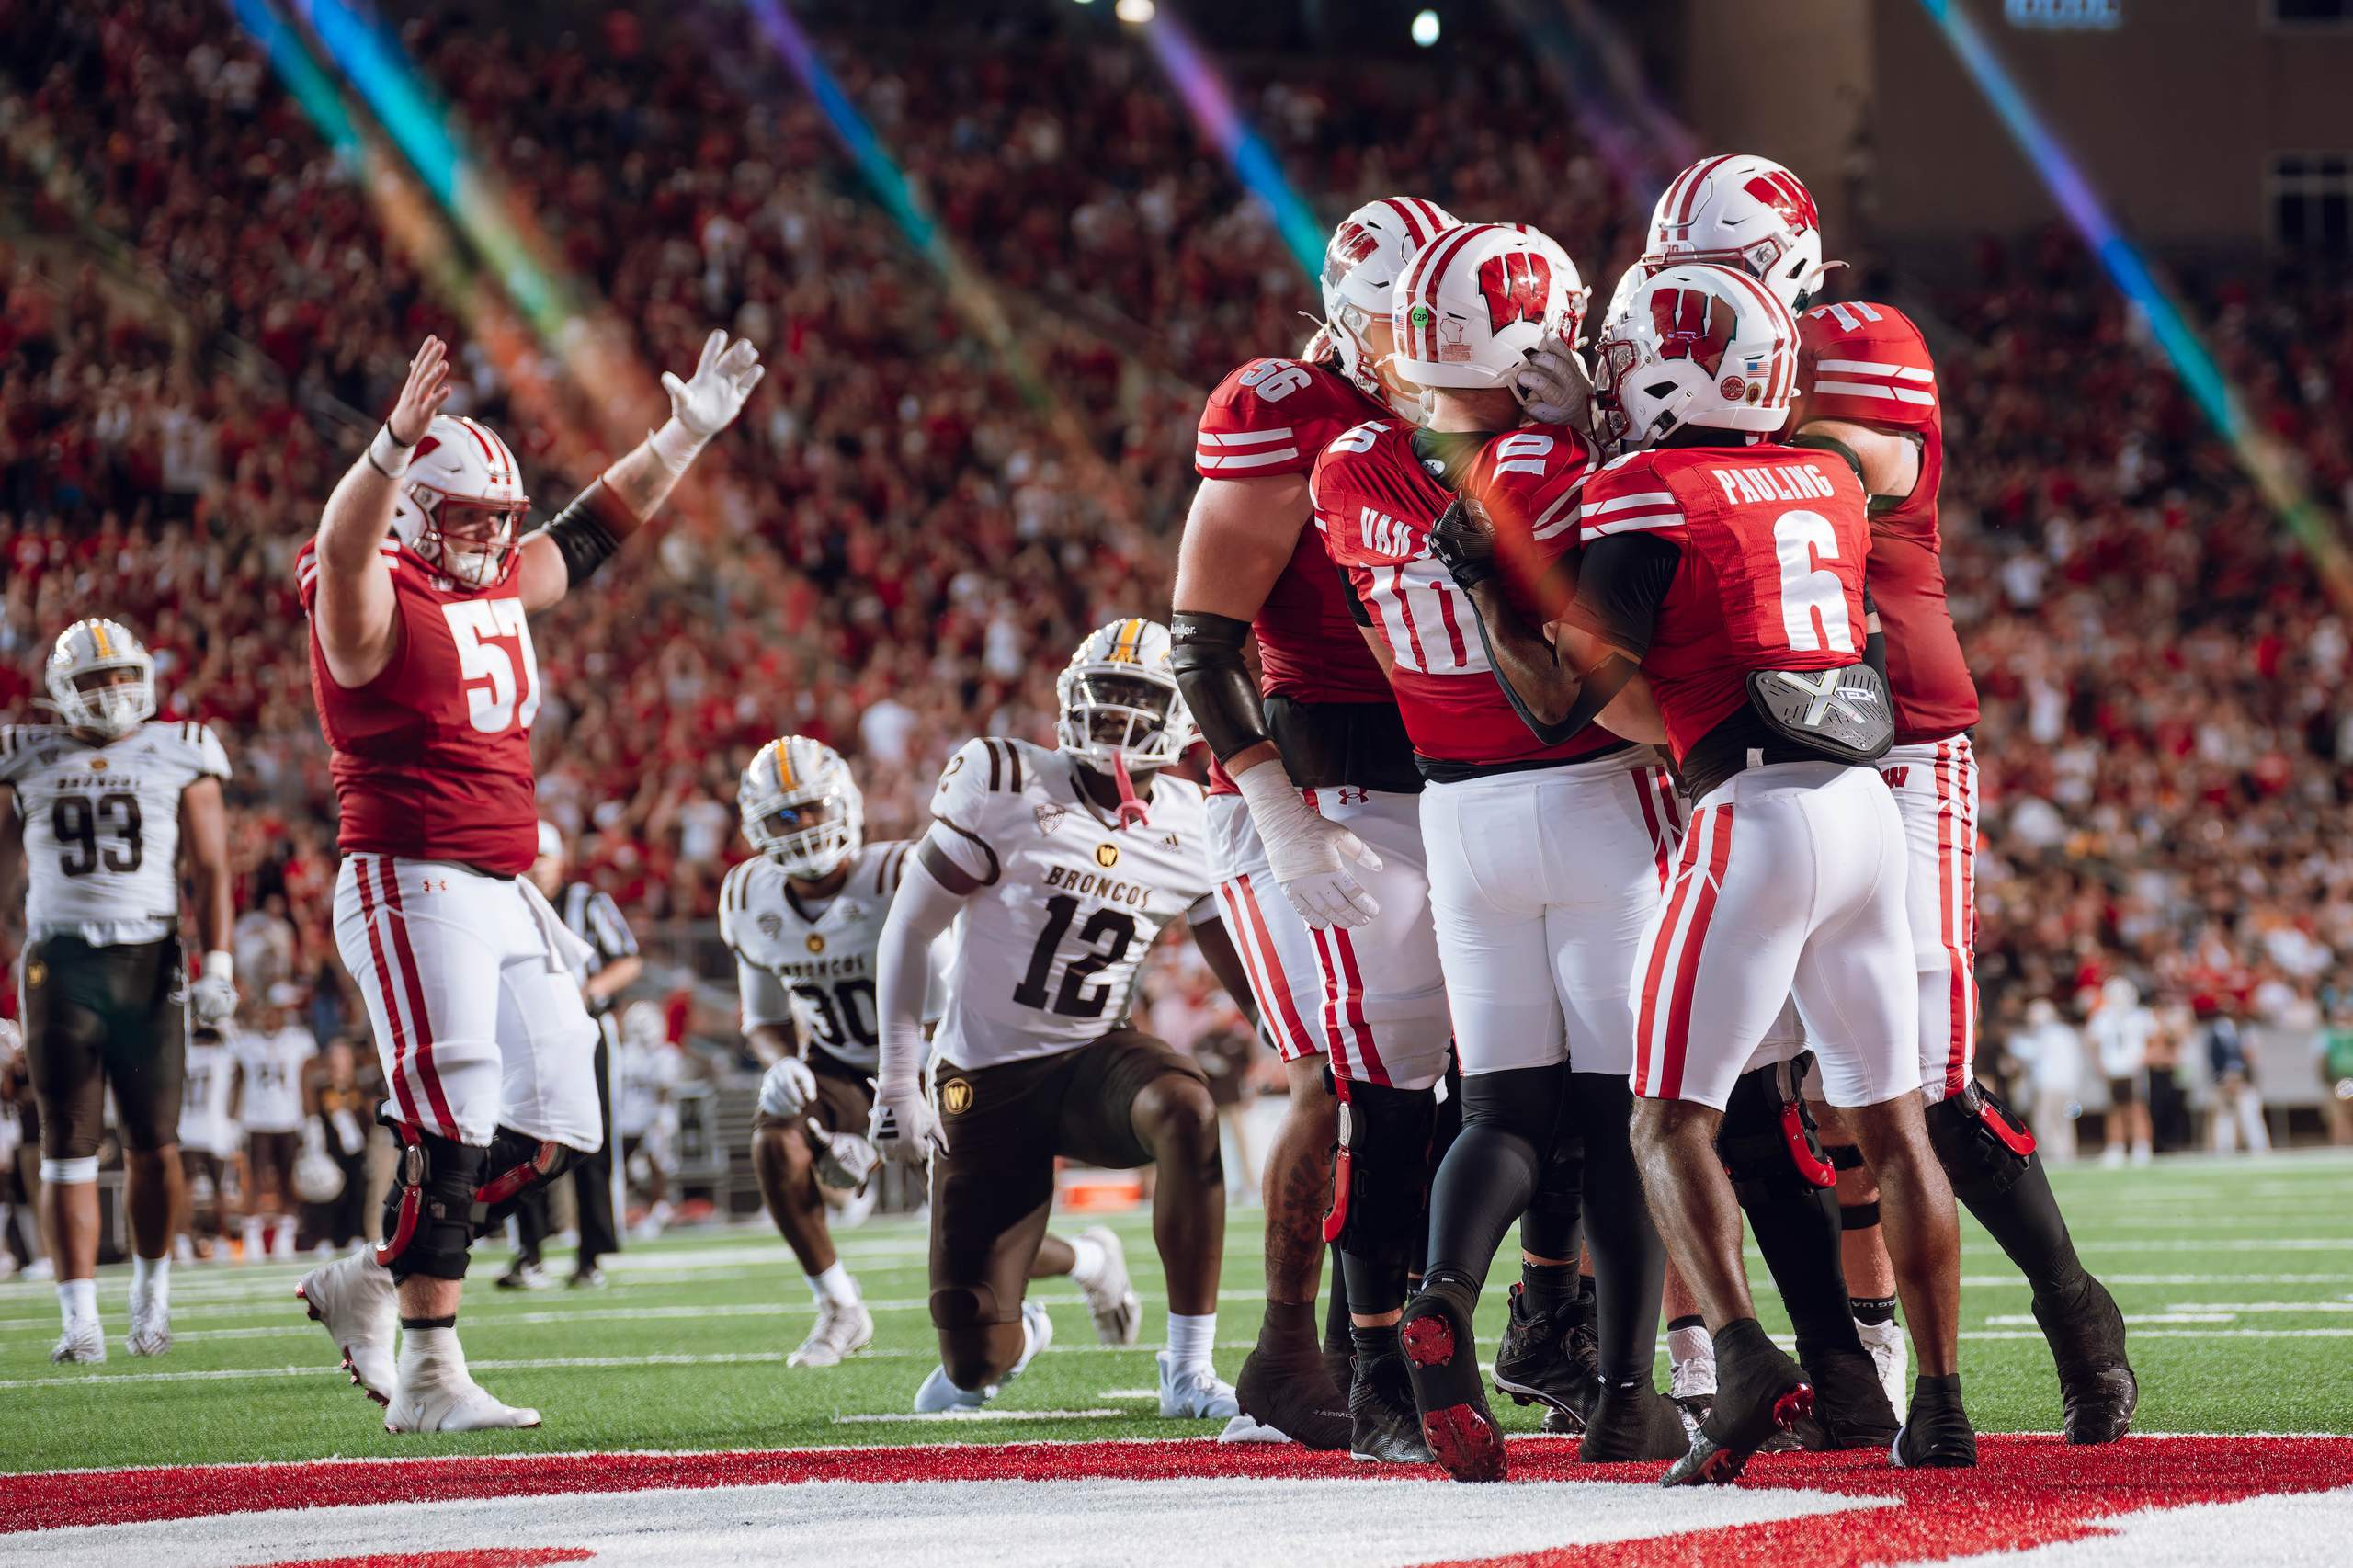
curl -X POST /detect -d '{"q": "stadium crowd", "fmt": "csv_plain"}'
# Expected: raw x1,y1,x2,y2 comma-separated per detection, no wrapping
2,1,2350,1123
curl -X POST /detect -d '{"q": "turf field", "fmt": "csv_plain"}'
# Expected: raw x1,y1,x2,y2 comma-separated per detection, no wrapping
4,1148,2351,1475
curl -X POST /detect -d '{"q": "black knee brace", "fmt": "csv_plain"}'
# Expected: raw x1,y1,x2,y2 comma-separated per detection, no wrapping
1716,1055,1836,1205
1322,1077,1436,1267
474,1126,579,1233
1925,1083,2037,1197
375,1125,489,1282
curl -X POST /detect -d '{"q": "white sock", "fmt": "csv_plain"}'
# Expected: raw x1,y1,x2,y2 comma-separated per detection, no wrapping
1166,1311,1216,1373
809,1263,859,1308
59,1277,98,1327
131,1253,171,1310
399,1324,462,1377
242,1218,265,1256
1065,1233,1108,1289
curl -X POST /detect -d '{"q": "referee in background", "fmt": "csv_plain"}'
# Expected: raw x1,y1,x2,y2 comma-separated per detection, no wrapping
502,822,642,1289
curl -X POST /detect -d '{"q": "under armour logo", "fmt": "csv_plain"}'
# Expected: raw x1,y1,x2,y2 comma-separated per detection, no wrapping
419,879,449,893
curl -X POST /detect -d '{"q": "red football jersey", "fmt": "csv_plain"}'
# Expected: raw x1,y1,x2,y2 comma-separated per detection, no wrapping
1574,444,1871,765
299,537,542,874
1313,417,1620,769
1195,358,1393,710
1797,301,1978,743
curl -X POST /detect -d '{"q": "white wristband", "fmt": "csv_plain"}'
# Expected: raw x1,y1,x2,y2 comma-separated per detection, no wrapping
648,417,705,476
202,949,233,985
368,425,415,478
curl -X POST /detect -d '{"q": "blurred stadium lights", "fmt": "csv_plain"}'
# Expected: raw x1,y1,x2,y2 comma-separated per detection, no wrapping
1411,8,1439,46
1116,0,1157,23
1138,7,1327,281
1917,0,2353,612
1493,0,1692,197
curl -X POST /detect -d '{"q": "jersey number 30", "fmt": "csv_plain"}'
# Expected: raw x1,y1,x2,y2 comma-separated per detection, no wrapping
1014,894,1138,1018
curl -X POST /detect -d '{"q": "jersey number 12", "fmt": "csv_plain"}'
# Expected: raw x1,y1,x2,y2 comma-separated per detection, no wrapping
1013,894,1138,1018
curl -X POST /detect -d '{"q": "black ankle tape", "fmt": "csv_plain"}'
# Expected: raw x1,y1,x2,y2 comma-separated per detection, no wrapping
1667,1313,1706,1334
1850,1294,1897,1326
1840,1199,1882,1231
400,1314,458,1331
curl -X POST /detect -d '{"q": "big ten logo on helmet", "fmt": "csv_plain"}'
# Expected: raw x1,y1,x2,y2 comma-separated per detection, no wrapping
1478,250,1552,332
1654,289,1735,375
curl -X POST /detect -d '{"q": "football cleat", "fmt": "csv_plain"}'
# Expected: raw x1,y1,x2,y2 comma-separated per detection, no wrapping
126,1297,172,1358
790,1296,875,1369
51,1319,106,1364
912,1298,1051,1412
2034,1276,2138,1444
568,1266,608,1290
1855,1312,1908,1418
1234,1338,1352,1451
1793,1346,1901,1450
494,1260,552,1291
1399,1278,1506,1483
1157,1350,1242,1420
296,1247,397,1405
1492,1282,1603,1434
1074,1226,1142,1346
1578,1377,1694,1462
1661,1326,1812,1487
386,1372,541,1433
1347,1340,1433,1464
1891,1375,1980,1468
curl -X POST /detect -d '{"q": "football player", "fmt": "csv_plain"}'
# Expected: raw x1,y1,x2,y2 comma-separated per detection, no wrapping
870,619,1258,1419
1640,153,2133,1445
234,983,317,1262
723,735,1142,1372
1,619,238,1361
291,329,760,1431
1437,263,1975,1479
176,1021,240,1262
1169,198,1461,1454
1312,222,1688,1478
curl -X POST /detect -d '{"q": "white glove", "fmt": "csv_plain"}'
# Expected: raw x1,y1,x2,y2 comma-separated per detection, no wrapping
808,1119,880,1191
758,1056,819,1119
1233,762,1383,929
1515,338,1598,436
651,328,764,470
867,1075,941,1168
188,950,237,1028
0,1017,20,1063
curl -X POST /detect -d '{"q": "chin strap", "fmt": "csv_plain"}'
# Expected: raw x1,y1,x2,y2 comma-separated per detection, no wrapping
1109,753,1151,831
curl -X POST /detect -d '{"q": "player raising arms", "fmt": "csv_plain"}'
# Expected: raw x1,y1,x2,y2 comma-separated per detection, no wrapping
723,735,1142,1372
1440,264,1974,1480
870,620,1258,1420
1169,198,1459,1456
1643,153,2133,1444
2,619,236,1361
291,330,761,1432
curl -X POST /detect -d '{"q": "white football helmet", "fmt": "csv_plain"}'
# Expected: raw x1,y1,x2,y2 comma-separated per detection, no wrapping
390,414,529,589
46,619,156,738
739,735,864,881
1056,618,1194,774
1321,198,1461,415
1594,264,1800,448
1642,153,1834,312
1389,223,1588,405
620,1000,667,1051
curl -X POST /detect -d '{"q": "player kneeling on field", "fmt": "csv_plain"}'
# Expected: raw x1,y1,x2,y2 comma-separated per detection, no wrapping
1438,265,1975,1481
870,620,1263,1418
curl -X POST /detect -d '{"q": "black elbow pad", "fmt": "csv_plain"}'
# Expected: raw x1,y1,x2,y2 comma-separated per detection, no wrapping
528,480,630,586
1168,610,1272,765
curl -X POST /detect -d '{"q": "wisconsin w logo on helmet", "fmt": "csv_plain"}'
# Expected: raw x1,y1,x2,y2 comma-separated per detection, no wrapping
1652,289,1737,376
1478,249,1552,333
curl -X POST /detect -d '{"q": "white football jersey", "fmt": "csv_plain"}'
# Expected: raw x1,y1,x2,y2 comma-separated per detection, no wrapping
0,721,231,946
233,1023,314,1133
178,1035,240,1157
615,1038,683,1140
721,841,944,1074
926,737,1216,1070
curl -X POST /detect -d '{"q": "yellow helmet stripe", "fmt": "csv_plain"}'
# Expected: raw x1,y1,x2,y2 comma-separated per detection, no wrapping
89,621,113,658
1110,618,1143,664
773,739,797,792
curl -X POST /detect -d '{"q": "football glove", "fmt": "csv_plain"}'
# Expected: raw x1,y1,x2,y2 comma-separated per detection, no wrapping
1514,337,1598,436
868,1076,942,1167
758,1056,820,1120
188,950,237,1028
1428,495,1502,591
808,1119,880,1191
652,328,764,470
1233,763,1384,930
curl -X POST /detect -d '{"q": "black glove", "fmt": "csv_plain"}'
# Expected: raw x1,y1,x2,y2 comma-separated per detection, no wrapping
1428,495,1502,590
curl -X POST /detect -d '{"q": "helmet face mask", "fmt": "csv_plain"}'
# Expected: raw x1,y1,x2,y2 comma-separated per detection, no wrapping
1056,619,1192,775
46,619,157,739
410,488,526,589
1387,224,1588,406
1319,198,1460,415
1597,264,1801,448
389,415,530,591
740,737,864,881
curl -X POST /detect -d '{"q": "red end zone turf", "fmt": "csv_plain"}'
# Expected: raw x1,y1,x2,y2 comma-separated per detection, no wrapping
7,1435,2351,1567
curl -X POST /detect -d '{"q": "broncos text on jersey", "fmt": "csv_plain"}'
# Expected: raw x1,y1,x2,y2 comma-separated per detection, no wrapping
926,737,1216,1071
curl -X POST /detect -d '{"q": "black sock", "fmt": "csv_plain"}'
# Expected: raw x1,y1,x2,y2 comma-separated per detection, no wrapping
1910,1370,1963,1411
1521,1261,1580,1317
399,1314,457,1331
1740,1181,1863,1360
1952,1153,2089,1304
1850,1294,1898,1327
1323,1245,1353,1358
1350,1323,1401,1362
1572,1072,1666,1382
1668,1312,1705,1335
1261,1299,1316,1349
1422,1064,1564,1290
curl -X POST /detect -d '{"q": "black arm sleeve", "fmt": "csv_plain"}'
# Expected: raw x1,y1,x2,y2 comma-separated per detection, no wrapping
1556,533,1680,660
1861,580,1888,683
1168,610,1272,765
525,480,634,586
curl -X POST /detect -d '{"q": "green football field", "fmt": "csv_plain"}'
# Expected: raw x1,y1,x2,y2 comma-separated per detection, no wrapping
5,1149,2350,1475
